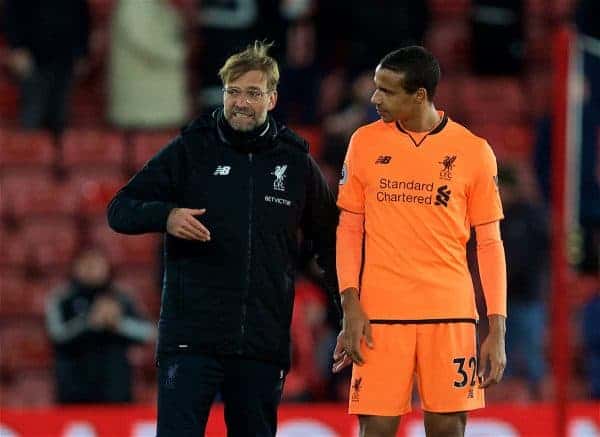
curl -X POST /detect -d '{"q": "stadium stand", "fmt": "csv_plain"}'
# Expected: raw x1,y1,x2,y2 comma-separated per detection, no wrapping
0,0,597,410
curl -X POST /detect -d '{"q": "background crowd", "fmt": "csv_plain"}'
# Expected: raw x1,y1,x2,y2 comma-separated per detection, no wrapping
0,0,598,406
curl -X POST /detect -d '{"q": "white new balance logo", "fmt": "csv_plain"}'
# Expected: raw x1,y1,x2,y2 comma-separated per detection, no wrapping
213,166,231,175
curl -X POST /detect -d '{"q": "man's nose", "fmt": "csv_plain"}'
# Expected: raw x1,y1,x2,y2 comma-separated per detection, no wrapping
371,90,380,104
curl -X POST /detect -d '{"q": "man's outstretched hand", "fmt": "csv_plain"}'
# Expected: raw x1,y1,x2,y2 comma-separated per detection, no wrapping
166,208,211,241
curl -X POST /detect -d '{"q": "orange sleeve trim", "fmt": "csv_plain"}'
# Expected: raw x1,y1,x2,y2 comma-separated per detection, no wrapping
336,209,364,293
476,221,507,317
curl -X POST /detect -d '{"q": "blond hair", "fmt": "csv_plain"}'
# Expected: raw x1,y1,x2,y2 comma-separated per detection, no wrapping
218,41,280,91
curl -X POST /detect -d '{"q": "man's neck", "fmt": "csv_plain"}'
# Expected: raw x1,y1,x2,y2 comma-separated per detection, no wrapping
399,105,441,132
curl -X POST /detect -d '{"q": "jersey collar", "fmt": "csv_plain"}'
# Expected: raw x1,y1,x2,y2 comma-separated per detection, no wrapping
395,112,449,147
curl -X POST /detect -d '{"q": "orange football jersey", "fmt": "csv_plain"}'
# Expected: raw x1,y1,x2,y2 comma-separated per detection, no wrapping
337,113,503,320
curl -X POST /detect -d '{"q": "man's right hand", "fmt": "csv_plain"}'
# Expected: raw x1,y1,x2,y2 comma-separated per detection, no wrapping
166,208,211,241
340,287,373,366
8,49,33,79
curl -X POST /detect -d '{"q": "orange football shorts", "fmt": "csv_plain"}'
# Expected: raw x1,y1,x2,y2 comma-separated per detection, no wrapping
348,322,485,416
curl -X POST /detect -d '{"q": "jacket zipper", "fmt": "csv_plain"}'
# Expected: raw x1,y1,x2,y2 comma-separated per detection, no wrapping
240,153,253,351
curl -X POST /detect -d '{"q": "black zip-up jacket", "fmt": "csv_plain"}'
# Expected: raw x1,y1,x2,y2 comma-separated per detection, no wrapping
107,110,339,369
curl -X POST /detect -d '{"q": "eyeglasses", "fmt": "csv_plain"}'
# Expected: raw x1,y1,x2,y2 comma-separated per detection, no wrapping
223,87,271,104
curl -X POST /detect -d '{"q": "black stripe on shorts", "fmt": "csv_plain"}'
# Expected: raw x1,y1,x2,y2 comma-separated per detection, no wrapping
369,318,478,325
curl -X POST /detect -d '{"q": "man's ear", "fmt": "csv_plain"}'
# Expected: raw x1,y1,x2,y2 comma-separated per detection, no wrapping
415,87,427,104
268,90,278,111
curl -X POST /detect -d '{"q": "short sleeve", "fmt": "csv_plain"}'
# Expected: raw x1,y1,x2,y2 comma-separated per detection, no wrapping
336,132,365,213
467,142,504,226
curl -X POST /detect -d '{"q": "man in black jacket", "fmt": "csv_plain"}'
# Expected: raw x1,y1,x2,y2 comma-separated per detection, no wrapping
46,247,155,404
3,0,90,132
107,41,339,437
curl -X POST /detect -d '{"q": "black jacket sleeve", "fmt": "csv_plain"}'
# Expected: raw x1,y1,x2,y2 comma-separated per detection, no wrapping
301,154,342,326
107,137,182,234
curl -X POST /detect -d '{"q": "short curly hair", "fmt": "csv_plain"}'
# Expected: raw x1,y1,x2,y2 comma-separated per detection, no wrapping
379,45,440,100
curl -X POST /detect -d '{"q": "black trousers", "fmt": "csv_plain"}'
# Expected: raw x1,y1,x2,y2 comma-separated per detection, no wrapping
20,61,73,133
55,347,132,404
156,353,285,437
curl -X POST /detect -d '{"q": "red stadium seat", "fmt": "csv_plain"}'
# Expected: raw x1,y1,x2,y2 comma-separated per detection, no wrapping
1,167,54,187
0,130,56,168
0,77,19,124
289,125,323,158
526,69,552,118
130,131,176,169
426,19,470,73
77,176,127,218
284,278,328,400
552,0,576,19
0,185,4,218
0,273,53,318
0,370,55,407
434,77,463,121
0,230,29,269
2,172,79,219
69,84,108,127
61,129,126,169
0,322,52,373
0,227,28,268
65,167,128,218
89,219,160,268
527,0,545,16
0,273,32,317
88,0,117,22
459,77,527,124
20,218,80,273
525,20,552,64
429,0,470,17
469,123,534,160
67,166,128,187
0,168,54,218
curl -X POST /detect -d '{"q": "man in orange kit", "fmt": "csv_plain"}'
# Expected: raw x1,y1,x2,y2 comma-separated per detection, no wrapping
333,46,507,437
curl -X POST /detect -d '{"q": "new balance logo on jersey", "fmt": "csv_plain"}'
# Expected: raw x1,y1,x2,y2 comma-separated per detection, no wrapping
435,185,451,207
375,155,392,164
213,166,231,175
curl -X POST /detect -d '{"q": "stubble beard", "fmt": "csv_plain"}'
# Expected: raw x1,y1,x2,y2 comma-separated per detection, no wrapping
226,108,267,132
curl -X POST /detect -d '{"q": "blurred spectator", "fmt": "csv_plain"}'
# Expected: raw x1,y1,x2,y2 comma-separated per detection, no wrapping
470,0,525,75
575,0,600,274
581,288,600,399
196,0,292,113
499,163,549,398
107,0,189,129
3,0,90,133
283,277,329,401
275,19,321,125
321,70,378,172
45,247,155,404
576,0,600,40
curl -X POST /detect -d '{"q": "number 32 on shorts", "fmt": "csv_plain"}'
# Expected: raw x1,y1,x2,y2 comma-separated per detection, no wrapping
452,356,478,388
